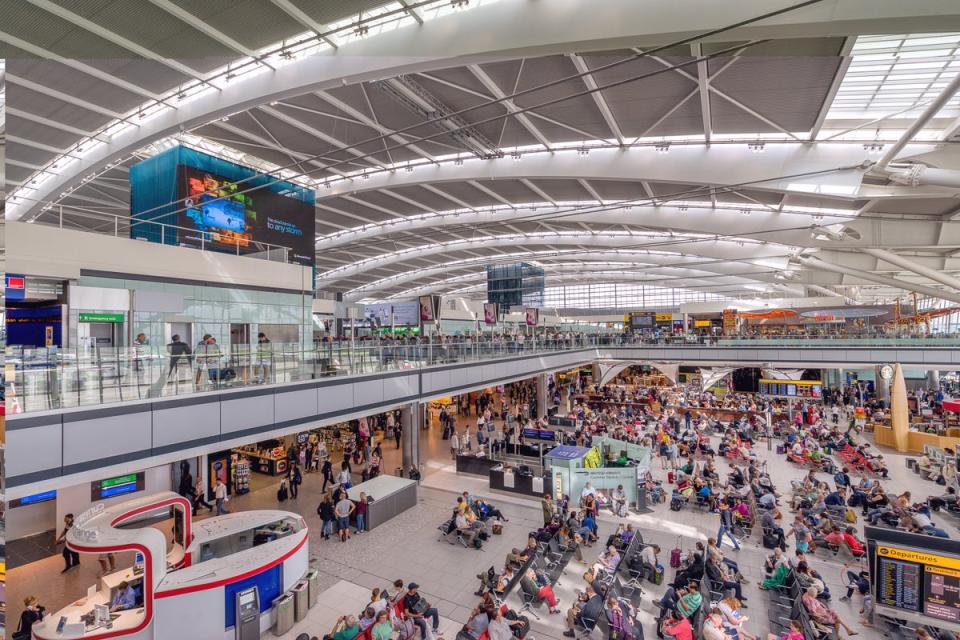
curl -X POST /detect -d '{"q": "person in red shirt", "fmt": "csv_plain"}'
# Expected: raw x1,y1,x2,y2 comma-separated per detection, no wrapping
842,527,865,555
661,611,694,640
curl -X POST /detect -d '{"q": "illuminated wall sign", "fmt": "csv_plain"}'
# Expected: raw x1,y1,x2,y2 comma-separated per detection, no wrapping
79,312,125,323
10,490,57,508
91,472,145,500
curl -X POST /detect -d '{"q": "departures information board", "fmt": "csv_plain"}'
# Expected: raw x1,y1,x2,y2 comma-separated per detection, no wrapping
875,544,960,625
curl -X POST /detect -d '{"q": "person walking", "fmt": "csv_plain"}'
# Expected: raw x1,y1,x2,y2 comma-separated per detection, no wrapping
717,502,741,551
214,477,229,515
166,334,191,379
394,419,402,449
321,458,334,492
289,465,302,499
55,514,81,573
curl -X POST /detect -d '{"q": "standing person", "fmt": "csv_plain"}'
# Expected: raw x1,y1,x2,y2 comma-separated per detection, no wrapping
256,332,272,383
356,492,369,533
317,494,335,540
133,332,149,384
193,478,213,516
16,596,46,640
289,465,302,499
321,458,334,492
166,334,191,378
56,514,81,573
335,492,356,542
214,477,229,515
716,502,741,551
395,419,402,449
542,493,554,526
337,461,353,489
195,334,211,386
450,428,460,460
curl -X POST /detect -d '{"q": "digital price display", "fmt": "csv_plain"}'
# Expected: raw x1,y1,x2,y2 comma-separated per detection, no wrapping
873,543,960,626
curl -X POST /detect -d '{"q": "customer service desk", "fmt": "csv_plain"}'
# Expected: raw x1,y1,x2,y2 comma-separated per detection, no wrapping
489,468,553,498
347,475,418,530
456,454,499,476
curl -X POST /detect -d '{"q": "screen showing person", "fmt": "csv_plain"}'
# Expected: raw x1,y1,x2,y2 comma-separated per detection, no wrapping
525,308,538,326
484,303,497,325
419,295,434,322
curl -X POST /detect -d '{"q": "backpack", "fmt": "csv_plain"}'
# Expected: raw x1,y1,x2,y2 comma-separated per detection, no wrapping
474,537,483,549
277,485,288,502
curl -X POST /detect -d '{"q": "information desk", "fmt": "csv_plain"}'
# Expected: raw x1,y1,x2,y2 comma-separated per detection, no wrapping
489,468,553,498
506,442,554,458
456,454,499,477
346,475,418,530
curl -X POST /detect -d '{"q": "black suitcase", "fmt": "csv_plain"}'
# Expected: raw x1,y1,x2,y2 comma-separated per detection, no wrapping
762,531,778,549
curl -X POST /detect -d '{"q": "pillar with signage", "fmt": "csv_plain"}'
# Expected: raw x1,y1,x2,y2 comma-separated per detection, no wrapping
722,308,738,336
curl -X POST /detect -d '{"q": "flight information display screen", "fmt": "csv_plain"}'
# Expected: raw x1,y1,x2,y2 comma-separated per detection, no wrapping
874,544,960,625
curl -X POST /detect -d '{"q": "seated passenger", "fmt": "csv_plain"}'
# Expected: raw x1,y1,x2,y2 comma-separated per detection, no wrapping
110,581,138,612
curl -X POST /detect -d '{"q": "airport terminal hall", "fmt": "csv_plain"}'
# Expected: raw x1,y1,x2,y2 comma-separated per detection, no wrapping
9,1,960,640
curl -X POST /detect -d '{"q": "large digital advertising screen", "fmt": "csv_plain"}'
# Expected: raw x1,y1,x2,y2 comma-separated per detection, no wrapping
363,301,420,327
176,165,314,266
867,526,960,630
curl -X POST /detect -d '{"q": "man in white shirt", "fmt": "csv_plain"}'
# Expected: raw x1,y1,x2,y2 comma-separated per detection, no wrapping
456,511,477,545
214,479,229,515
581,482,597,500
450,431,460,459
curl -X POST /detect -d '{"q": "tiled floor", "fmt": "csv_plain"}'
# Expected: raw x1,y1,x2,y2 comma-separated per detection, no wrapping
9,414,958,639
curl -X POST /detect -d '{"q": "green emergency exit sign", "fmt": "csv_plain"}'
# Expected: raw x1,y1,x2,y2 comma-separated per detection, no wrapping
79,312,124,323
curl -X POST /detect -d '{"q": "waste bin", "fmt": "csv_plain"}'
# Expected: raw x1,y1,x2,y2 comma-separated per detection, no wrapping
292,580,309,622
306,570,320,608
273,593,295,636
395,467,403,477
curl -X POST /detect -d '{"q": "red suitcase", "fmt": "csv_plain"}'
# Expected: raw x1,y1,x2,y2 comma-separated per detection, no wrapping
670,546,682,568
667,471,675,484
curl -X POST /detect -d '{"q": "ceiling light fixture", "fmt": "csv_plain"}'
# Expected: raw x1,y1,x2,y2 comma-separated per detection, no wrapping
511,150,522,161
655,142,670,154
577,147,590,156
747,142,765,153
863,142,884,153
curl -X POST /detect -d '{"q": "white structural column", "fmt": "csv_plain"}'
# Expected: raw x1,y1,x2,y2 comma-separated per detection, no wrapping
861,247,960,292
928,370,941,391
401,403,420,474
536,373,549,419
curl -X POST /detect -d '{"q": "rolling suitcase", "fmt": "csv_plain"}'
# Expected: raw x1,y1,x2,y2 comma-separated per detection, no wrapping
670,538,682,568
667,471,675,484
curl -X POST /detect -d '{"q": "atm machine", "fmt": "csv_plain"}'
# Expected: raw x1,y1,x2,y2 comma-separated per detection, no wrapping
235,586,261,640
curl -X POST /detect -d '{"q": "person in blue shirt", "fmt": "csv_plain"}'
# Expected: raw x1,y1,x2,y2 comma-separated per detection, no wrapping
824,488,846,507
111,581,138,612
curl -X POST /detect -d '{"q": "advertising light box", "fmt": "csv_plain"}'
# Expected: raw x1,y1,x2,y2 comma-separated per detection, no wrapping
177,165,314,266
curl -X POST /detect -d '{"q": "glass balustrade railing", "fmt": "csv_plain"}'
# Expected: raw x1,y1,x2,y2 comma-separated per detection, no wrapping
4,338,597,413
6,333,957,413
